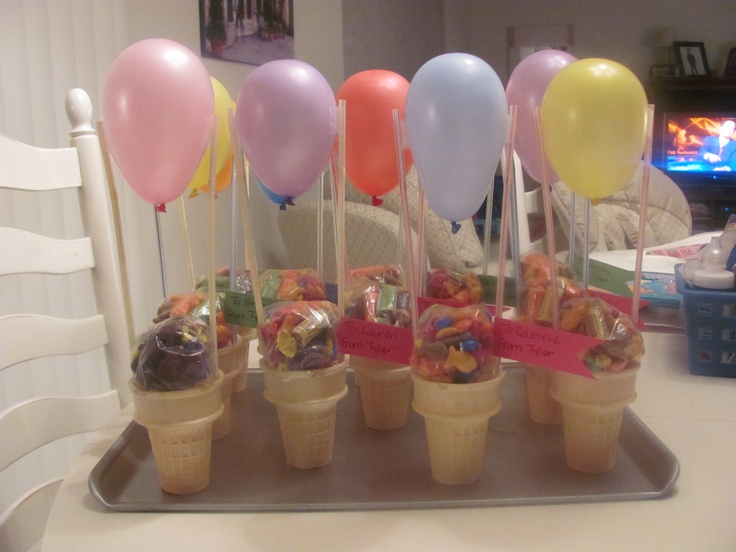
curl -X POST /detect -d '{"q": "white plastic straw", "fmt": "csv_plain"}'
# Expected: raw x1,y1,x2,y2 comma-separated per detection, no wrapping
631,104,656,322
207,116,220,372
394,109,419,338
227,109,264,325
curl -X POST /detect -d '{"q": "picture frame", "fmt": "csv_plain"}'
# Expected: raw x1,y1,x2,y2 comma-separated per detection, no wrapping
648,64,676,80
199,0,294,66
724,47,736,78
673,41,710,77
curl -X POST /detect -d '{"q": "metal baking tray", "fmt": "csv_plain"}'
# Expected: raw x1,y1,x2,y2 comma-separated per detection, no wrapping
89,366,679,512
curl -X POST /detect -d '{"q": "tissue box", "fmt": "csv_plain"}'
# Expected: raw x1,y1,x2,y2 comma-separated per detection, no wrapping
675,266,736,377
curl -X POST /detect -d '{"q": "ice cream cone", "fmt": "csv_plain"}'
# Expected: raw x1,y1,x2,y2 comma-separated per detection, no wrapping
411,370,505,485
524,365,562,425
261,360,348,469
212,336,245,440
129,370,224,494
233,327,256,392
550,367,639,473
350,355,412,430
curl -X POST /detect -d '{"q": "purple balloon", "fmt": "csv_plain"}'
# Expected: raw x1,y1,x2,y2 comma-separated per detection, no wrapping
506,50,577,183
235,60,336,198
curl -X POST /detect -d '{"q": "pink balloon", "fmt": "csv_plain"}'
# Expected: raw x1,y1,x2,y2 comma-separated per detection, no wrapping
506,50,576,183
102,39,214,207
235,60,336,198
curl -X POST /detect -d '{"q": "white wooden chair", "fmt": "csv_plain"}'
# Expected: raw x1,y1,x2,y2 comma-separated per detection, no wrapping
0,89,132,552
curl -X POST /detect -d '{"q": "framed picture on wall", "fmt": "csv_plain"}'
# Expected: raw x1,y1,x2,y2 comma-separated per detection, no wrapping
673,41,710,77
199,0,294,65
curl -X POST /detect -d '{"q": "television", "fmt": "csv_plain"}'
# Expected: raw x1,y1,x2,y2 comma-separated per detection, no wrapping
659,113,736,228
660,113,736,187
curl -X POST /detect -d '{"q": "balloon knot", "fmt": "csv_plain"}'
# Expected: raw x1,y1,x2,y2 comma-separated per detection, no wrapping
279,202,287,211
371,196,384,206
188,189,199,199
451,221,461,234
155,203,167,213
285,196,295,206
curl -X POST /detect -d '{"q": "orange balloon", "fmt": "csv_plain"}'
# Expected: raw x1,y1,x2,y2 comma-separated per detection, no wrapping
337,70,413,203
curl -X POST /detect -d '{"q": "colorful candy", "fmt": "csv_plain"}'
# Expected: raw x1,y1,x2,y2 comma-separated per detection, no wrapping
518,252,585,325
426,268,483,303
259,268,326,301
349,264,404,286
258,301,342,371
154,292,233,349
411,303,499,384
344,277,411,328
558,297,644,373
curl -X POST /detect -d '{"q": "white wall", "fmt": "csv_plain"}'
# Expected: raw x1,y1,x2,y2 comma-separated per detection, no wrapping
342,0,444,80
442,0,736,83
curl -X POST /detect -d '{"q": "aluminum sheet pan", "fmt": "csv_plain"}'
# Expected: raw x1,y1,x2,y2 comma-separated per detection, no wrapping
89,366,679,512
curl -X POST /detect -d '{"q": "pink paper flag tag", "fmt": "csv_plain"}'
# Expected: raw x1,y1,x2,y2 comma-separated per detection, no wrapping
337,318,414,365
585,289,648,330
492,318,602,379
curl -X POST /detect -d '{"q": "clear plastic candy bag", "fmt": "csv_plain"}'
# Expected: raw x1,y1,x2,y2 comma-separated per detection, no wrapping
130,314,214,391
257,301,343,371
411,303,499,384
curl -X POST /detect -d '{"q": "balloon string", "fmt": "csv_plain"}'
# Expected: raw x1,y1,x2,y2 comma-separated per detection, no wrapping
393,108,418,339
534,107,559,329
495,105,518,318
482,177,495,276
154,206,168,298
631,104,655,323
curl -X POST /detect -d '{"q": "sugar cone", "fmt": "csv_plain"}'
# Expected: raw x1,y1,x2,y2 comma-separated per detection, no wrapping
213,336,245,440
234,327,256,392
550,367,639,473
524,365,562,425
129,370,224,494
411,370,505,485
261,360,347,469
350,355,412,430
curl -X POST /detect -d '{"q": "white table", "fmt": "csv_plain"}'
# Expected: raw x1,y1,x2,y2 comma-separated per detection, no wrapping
42,323,736,552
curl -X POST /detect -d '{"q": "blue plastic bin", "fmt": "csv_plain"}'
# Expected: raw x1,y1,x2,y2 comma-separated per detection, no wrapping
674,265,736,377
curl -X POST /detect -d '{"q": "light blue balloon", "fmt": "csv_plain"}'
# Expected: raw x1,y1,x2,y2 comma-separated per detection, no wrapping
256,174,294,209
405,53,508,224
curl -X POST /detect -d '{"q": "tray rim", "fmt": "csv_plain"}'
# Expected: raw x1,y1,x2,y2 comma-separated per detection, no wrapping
89,367,680,513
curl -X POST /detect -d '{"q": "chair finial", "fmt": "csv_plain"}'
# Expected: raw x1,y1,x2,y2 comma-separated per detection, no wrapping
66,88,95,136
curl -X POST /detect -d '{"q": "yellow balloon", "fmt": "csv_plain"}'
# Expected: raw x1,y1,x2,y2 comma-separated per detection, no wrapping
188,77,234,190
540,59,648,199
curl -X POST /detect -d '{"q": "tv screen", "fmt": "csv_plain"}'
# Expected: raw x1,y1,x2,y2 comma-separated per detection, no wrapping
664,115,736,175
